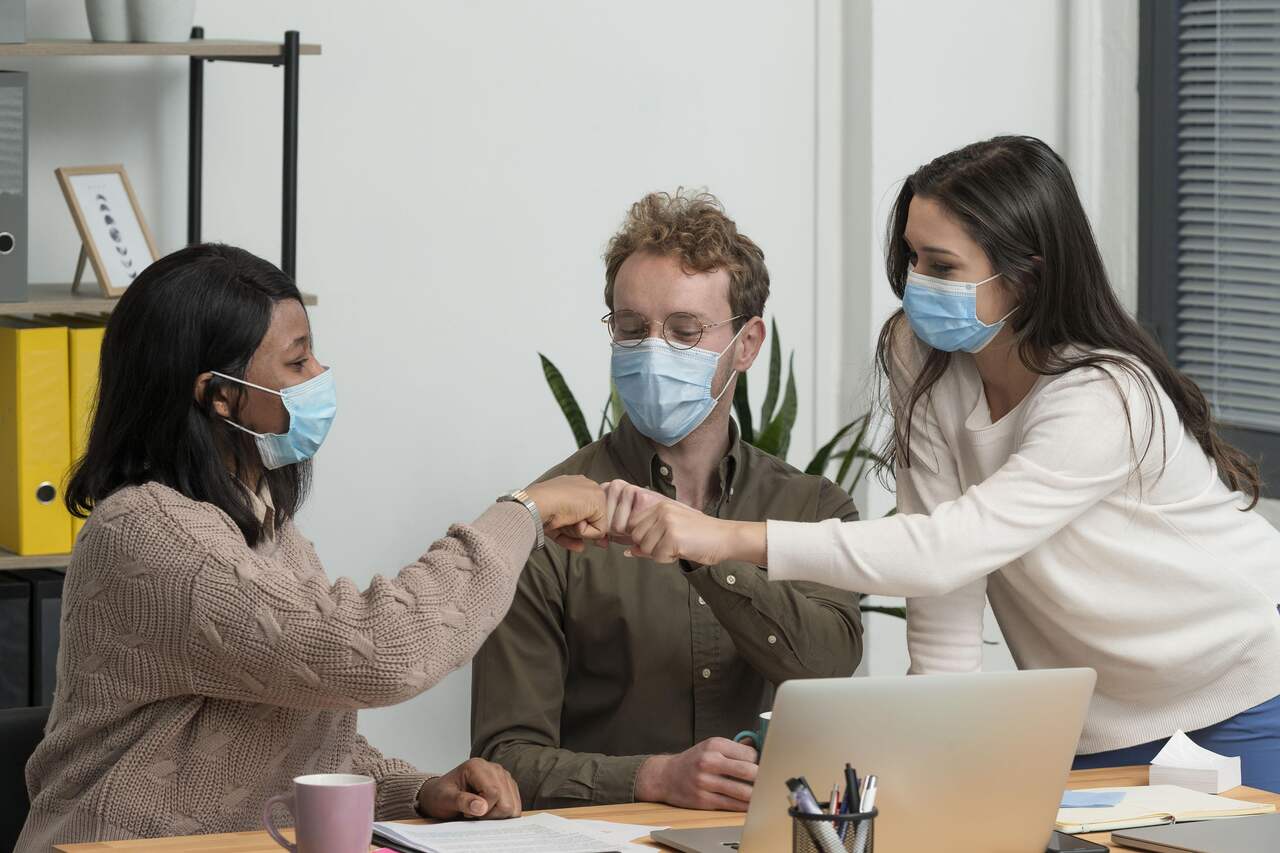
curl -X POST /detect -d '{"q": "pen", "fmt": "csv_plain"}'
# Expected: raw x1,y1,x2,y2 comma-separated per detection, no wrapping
829,782,841,828
786,778,845,853
852,775,877,853
840,764,859,840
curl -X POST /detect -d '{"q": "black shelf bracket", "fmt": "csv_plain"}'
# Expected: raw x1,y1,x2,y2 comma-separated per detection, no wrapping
186,26,303,280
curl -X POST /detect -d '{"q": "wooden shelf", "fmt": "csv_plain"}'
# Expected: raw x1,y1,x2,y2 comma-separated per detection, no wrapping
0,284,317,316
0,39,321,58
0,548,71,571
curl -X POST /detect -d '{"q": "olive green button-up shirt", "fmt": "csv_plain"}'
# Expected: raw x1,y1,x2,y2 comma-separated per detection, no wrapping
470,416,863,808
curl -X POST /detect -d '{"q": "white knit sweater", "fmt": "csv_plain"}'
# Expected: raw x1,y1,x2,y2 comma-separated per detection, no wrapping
769,340,1280,754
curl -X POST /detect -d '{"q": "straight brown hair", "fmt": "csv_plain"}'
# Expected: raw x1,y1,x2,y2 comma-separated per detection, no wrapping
876,136,1260,508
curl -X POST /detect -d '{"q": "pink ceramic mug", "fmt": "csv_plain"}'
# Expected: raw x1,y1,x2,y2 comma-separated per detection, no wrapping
263,773,375,853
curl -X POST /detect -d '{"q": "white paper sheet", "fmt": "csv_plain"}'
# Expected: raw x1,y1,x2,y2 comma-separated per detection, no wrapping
1152,731,1233,769
373,813,653,853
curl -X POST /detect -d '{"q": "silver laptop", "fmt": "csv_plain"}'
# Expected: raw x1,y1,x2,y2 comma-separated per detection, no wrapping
652,668,1096,853
1111,813,1280,853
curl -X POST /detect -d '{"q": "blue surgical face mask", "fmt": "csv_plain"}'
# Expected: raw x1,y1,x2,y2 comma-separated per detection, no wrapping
211,368,336,470
902,267,1013,353
611,327,744,447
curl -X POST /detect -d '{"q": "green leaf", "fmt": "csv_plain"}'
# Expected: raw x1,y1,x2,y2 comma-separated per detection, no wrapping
733,372,755,444
804,417,862,476
596,400,612,440
609,382,625,427
597,381,624,439
539,353,593,449
834,416,872,485
756,353,798,460
774,354,798,461
760,318,782,428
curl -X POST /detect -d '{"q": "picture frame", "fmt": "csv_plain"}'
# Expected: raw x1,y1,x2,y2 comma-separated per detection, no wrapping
55,164,159,298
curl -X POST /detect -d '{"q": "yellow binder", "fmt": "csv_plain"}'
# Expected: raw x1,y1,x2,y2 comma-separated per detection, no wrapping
0,320,72,555
67,322,105,542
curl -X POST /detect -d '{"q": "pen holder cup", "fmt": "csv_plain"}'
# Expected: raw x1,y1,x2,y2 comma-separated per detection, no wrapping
789,805,877,853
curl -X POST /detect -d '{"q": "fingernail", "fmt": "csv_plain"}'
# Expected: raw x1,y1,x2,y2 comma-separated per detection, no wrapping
623,549,632,557
470,800,487,815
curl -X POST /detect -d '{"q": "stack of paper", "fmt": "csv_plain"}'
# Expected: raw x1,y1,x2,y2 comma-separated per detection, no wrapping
1149,731,1242,794
373,813,662,853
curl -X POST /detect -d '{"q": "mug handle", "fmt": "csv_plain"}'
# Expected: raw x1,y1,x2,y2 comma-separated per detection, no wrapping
262,792,298,852
732,730,760,746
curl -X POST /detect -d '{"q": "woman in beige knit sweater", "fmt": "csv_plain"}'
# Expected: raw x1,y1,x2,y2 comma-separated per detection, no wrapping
16,244,609,851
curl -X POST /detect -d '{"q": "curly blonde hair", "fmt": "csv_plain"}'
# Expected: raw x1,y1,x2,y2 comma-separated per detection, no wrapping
604,190,769,326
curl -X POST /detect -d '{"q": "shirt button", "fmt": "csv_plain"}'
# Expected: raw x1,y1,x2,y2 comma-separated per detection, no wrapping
659,465,671,477
702,668,712,679
768,634,778,645
697,596,706,606
726,574,736,585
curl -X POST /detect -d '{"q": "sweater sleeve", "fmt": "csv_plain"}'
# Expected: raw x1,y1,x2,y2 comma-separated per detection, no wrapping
116,486,536,709
768,365,1167,598
351,734,435,821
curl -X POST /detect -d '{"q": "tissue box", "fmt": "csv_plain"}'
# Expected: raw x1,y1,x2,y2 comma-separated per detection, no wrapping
1149,731,1241,794
1149,761,1240,794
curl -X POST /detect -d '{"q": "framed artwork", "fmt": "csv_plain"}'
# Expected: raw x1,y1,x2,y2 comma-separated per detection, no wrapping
55,164,158,297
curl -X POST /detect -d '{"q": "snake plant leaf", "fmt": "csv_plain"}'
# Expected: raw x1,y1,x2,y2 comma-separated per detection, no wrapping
756,353,798,460
834,415,872,485
805,417,862,476
760,318,782,429
539,353,592,449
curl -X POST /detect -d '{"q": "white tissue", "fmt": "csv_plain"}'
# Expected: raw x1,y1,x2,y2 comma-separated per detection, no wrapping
1149,731,1241,794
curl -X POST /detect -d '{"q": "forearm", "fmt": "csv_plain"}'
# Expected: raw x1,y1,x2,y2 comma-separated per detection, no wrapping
187,502,534,709
483,740,649,809
717,520,768,566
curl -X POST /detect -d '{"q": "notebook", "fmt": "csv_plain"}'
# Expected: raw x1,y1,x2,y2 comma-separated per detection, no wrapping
1055,786,1275,834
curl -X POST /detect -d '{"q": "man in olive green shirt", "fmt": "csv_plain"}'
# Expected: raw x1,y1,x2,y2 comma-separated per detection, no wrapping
471,190,863,811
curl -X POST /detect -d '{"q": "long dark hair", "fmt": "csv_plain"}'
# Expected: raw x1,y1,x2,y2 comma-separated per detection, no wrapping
66,243,312,544
876,135,1260,508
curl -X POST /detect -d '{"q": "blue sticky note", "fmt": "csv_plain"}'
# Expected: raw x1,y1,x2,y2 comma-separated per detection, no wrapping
1061,790,1126,809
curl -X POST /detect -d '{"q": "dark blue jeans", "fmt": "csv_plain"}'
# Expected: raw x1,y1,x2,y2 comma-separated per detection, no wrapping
1073,693,1280,793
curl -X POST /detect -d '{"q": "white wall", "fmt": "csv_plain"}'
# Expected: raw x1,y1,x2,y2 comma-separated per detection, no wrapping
25,1,834,774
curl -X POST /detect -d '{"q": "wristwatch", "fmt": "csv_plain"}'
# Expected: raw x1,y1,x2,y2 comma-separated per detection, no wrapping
497,488,545,550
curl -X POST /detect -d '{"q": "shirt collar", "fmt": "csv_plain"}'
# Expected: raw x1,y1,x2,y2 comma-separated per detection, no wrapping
609,415,743,496
241,479,276,541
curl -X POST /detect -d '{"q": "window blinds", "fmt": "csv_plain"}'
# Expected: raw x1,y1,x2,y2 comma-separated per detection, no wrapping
1175,0,1280,431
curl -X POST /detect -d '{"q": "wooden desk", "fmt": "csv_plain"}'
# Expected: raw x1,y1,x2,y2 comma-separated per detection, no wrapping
55,766,1280,852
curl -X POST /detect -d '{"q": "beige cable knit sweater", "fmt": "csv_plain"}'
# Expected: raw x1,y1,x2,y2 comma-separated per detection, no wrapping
16,481,535,851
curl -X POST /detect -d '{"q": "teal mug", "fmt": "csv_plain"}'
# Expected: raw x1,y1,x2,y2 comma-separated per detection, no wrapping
732,710,771,749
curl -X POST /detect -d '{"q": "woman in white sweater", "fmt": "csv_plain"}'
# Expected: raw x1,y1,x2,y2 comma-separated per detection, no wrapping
600,136,1280,791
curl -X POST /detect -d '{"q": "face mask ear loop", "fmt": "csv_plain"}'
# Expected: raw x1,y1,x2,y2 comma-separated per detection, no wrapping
974,273,1017,329
222,417,266,439
710,323,749,401
209,370,283,398
208,371,282,438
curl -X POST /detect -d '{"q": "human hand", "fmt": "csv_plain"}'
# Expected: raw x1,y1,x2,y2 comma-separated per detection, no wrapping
602,480,766,566
634,737,759,811
523,475,608,552
416,757,521,820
